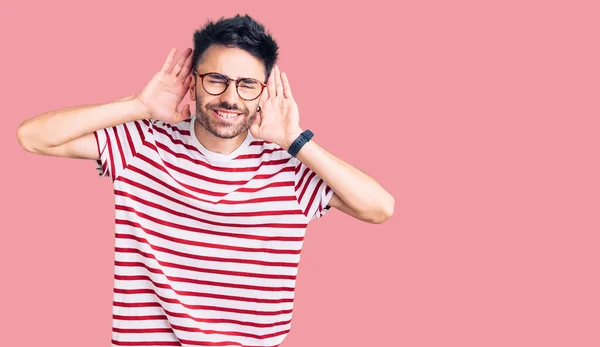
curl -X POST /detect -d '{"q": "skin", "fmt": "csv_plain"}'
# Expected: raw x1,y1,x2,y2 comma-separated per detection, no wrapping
183,45,395,223
189,44,265,154
16,45,395,224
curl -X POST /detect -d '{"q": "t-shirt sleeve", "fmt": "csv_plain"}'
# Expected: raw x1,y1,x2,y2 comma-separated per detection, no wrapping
293,158,335,221
93,119,151,181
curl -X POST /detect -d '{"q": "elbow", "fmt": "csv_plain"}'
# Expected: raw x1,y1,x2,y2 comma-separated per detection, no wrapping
363,195,395,224
16,122,38,153
16,123,30,152
376,198,395,224
382,195,395,222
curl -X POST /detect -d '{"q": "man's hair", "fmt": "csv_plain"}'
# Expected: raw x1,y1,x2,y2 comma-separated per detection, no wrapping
192,14,279,81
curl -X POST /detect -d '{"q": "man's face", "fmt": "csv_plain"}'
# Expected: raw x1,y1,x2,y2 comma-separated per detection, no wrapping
190,45,266,139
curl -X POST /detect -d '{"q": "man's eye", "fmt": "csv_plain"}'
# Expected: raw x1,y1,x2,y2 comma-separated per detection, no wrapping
240,80,259,89
208,78,227,84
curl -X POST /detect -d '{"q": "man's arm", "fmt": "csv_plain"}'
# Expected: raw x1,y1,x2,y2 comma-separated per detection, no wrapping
250,64,394,224
287,137,394,224
16,47,195,159
16,96,149,159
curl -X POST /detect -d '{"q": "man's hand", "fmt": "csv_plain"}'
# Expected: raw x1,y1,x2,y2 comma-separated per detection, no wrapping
250,65,303,150
135,48,194,124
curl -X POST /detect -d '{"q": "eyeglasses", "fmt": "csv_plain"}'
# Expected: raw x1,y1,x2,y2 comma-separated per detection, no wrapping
193,71,267,101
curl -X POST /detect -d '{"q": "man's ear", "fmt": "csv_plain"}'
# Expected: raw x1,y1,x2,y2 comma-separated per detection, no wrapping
189,76,196,101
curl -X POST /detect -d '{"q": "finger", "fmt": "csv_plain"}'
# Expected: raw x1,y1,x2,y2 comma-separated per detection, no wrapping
177,48,194,81
267,68,276,99
183,74,193,89
160,48,177,73
274,65,283,97
171,48,191,76
282,72,293,99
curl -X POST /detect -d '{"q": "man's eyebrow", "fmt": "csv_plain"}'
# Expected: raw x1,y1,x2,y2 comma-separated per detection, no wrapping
207,73,227,79
241,78,259,84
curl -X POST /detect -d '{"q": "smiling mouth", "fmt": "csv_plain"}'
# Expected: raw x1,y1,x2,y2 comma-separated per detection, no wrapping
212,109,243,120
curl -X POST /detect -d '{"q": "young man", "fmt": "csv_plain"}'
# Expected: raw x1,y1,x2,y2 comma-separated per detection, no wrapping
17,14,393,347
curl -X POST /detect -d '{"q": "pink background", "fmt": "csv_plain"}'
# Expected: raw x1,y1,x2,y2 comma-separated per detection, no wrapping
2,0,599,346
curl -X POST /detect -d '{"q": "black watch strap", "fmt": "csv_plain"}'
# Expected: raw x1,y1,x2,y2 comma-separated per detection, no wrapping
287,130,314,157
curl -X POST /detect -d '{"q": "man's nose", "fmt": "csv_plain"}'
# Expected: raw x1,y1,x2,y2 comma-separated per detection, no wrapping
219,82,241,105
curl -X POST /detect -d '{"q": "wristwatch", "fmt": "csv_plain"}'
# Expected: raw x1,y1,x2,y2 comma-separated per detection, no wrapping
287,130,314,157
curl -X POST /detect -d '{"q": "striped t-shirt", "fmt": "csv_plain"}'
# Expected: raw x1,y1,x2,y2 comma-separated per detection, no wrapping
93,114,334,347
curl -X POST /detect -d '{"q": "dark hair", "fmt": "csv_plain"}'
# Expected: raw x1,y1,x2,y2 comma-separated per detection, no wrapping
192,14,279,81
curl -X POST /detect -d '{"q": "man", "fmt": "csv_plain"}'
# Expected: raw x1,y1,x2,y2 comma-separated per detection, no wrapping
17,14,394,347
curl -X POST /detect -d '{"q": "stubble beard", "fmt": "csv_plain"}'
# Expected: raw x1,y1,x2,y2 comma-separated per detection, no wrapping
195,95,257,139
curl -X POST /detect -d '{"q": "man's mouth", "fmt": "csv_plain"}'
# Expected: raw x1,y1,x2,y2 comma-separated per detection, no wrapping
212,109,243,120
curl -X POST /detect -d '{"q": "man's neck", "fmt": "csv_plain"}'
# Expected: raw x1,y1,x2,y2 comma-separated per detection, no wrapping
194,121,248,155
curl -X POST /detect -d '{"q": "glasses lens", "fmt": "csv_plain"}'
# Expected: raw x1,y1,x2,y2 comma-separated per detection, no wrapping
201,73,262,100
238,79,262,100
202,73,228,95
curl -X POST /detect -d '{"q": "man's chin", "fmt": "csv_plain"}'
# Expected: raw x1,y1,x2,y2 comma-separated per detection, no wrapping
196,110,252,139
212,131,239,140
205,122,248,139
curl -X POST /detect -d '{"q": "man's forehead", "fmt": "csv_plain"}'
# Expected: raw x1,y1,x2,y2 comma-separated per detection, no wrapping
199,45,265,80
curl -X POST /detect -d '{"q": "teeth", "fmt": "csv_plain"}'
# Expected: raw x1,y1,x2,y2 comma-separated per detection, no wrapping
217,110,240,118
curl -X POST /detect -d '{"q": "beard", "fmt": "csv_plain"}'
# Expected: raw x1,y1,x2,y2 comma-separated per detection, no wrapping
195,95,257,139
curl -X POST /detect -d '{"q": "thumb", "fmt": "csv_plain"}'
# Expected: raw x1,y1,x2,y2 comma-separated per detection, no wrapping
253,113,262,126
174,104,190,122
183,104,191,119
250,113,261,135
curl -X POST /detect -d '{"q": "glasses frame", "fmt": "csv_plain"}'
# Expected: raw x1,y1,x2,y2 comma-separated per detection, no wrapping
193,71,267,101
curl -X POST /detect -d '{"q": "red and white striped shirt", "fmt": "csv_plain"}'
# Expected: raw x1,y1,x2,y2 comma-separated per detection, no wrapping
93,115,333,347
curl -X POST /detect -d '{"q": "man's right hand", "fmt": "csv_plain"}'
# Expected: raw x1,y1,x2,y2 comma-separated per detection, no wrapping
17,48,196,160
135,48,194,124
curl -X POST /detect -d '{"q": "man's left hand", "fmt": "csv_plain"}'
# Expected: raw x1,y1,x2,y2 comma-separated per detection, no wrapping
250,65,303,150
